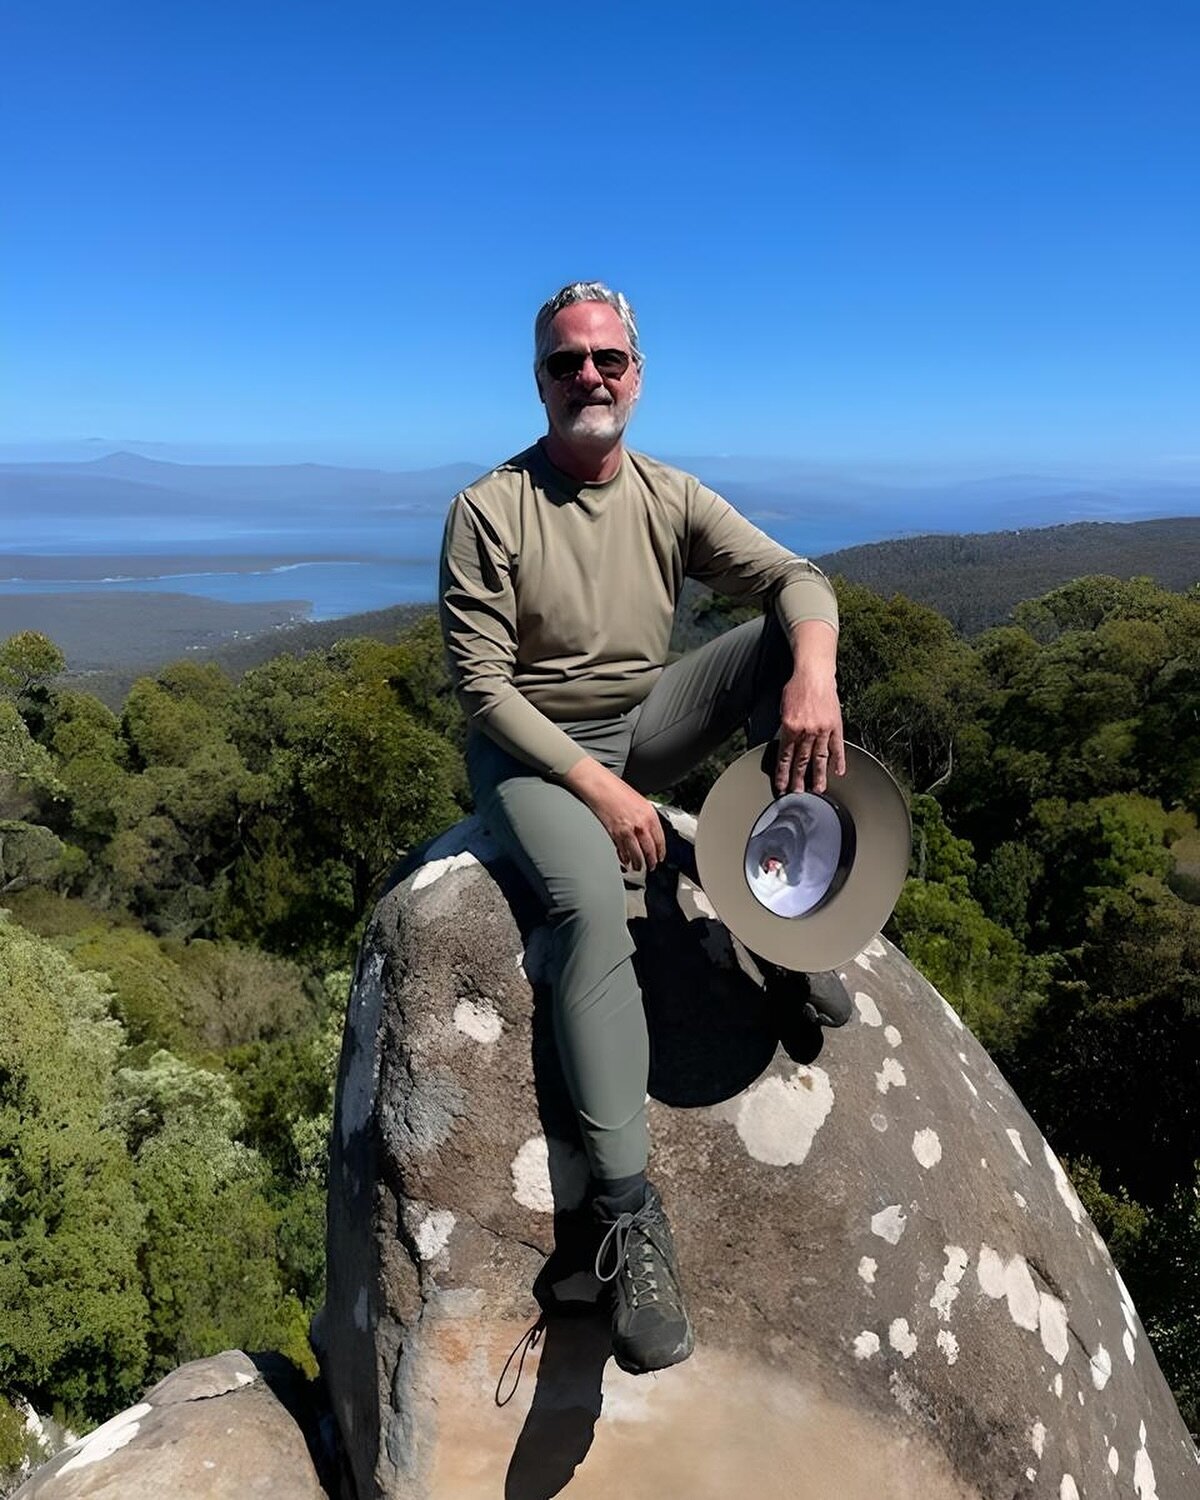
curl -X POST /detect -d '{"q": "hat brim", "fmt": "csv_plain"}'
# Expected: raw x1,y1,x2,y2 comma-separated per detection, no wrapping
695,741,911,973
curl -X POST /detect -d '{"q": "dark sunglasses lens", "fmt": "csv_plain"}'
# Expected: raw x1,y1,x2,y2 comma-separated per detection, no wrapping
544,348,631,380
592,349,630,376
545,350,584,380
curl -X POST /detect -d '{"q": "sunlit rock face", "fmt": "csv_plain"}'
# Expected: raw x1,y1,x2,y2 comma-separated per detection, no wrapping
323,812,1200,1500
11,1352,327,1498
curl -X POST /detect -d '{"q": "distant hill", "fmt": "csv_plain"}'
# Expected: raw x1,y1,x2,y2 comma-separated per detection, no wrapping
815,516,1200,635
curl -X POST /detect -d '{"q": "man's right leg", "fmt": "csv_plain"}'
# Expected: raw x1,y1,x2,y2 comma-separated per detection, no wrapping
467,732,650,1188
469,730,694,1372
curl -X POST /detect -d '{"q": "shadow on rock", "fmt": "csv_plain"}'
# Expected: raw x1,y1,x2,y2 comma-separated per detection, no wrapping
632,860,822,1105
501,1314,612,1500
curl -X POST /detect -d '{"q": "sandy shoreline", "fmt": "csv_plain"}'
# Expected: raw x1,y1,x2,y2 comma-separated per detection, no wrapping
0,551,370,581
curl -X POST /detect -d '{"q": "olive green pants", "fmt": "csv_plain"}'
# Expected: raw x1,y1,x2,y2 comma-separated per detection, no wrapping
468,614,791,1181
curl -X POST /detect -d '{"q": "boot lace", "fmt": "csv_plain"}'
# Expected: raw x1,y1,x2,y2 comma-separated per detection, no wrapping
594,1204,672,1310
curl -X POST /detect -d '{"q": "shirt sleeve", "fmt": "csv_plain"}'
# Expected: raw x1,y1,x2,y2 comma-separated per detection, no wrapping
685,482,839,636
438,493,587,779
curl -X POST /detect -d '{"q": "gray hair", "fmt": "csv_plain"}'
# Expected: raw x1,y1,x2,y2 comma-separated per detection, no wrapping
533,281,644,368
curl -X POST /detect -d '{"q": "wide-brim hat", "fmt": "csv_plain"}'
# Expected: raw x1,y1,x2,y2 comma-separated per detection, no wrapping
695,741,911,973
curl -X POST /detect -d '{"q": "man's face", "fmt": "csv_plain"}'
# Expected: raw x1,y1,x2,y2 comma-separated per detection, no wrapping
536,301,642,447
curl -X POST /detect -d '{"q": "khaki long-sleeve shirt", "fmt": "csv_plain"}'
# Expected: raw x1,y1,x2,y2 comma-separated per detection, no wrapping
438,443,838,779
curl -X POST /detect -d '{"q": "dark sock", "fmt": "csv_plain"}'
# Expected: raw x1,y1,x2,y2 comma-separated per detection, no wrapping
594,1170,648,1219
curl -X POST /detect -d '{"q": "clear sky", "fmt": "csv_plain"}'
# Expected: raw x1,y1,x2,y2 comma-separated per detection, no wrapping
3,0,1198,472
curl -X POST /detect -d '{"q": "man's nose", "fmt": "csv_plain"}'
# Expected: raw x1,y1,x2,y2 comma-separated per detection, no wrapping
575,355,604,388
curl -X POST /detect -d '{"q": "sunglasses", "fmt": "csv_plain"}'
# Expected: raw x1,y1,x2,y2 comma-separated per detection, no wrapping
542,347,632,381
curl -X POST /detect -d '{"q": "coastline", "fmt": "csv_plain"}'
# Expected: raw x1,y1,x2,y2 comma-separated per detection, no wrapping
0,591,313,672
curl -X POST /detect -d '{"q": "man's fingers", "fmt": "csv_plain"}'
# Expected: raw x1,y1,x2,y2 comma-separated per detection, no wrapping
830,723,847,778
788,732,817,793
810,731,833,793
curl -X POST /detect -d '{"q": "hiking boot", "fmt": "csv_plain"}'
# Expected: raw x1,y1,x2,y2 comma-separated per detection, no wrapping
760,962,853,1028
804,968,853,1027
594,1182,694,1375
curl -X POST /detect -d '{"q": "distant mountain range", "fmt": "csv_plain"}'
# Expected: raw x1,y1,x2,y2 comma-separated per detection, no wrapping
2,451,1199,561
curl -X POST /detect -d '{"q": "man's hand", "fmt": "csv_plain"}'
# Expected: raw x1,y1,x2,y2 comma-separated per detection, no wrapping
775,620,846,796
562,758,666,872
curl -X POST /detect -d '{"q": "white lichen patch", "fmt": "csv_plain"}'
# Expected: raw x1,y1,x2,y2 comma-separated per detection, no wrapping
870,1112,888,1132
960,1070,979,1097
1133,1432,1158,1499
733,1066,834,1167
930,1246,970,1320
912,1127,942,1169
234,1370,254,1387
854,991,882,1026
1089,1343,1112,1390
864,936,888,959
1039,1292,1070,1365
1054,1373,1063,1397
875,1057,906,1094
511,1136,555,1214
888,1317,917,1358
1124,1329,1136,1364
58,1404,153,1475
858,1256,877,1286
1108,1446,1120,1474
870,1204,907,1244
937,1330,959,1364
1006,1128,1032,1165
1043,1140,1085,1224
1013,1192,1028,1210
978,1244,1039,1332
853,952,875,974
853,1330,880,1359
883,1024,902,1047
414,1208,456,1261
1117,1271,1139,1328
1060,1477,1080,1500
411,851,479,891
1031,1421,1047,1457
939,993,965,1029
453,999,503,1044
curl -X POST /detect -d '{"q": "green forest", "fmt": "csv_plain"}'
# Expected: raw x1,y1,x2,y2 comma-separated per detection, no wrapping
0,571,1198,1466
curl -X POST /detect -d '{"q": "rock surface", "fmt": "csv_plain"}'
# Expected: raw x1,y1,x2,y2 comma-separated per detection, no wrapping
323,812,1200,1500
11,1351,329,1498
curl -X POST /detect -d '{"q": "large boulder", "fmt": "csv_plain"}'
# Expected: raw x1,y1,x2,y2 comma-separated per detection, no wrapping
11,1352,330,1498
323,812,1200,1500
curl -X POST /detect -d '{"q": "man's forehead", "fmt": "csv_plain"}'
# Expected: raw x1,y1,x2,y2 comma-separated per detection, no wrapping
547,301,630,349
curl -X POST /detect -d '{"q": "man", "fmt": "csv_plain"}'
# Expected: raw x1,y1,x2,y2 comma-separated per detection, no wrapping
439,281,845,1376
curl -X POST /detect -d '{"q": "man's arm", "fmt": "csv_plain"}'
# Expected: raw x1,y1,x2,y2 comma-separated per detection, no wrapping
776,618,844,796
439,493,587,779
684,481,844,796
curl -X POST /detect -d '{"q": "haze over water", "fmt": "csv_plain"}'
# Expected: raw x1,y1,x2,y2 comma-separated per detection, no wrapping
2,445,1198,621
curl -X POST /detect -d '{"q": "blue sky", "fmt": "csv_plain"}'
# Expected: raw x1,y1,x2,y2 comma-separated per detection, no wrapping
3,0,1198,471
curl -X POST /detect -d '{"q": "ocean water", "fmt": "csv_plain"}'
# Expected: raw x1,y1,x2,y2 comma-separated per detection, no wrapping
0,511,891,621
0,558,439,621
1,476,1193,622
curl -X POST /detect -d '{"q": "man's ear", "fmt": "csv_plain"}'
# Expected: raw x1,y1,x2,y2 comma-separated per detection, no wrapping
533,365,547,407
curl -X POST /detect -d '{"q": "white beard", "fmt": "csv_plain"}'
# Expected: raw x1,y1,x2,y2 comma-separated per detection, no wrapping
559,396,634,443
